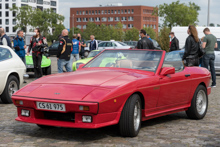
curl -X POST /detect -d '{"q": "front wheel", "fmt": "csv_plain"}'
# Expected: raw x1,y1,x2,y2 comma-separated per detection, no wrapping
119,94,142,137
186,85,208,120
1,75,19,104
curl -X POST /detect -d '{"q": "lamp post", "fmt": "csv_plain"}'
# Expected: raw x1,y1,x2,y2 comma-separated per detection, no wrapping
72,14,74,35
207,0,210,26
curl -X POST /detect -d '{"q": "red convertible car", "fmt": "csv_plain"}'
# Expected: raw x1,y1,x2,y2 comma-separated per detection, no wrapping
12,49,211,137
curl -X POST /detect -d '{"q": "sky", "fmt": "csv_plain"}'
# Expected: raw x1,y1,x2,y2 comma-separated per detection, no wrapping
59,0,220,28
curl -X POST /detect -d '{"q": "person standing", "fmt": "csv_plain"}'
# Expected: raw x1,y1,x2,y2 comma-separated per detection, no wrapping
71,34,81,61
57,29,72,73
14,30,27,64
77,33,86,59
89,35,98,51
0,28,12,47
169,32,179,51
202,28,218,87
27,28,48,78
137,29,154,49
182,25,200,67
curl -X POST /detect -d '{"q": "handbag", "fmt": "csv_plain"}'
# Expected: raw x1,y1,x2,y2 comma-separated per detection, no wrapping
198,42,205,58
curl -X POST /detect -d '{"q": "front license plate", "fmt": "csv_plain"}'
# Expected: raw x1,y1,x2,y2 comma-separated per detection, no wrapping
36,102,66,112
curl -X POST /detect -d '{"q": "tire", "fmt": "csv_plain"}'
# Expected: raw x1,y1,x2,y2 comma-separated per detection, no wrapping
1,75,19,104
45,66,51,75
37,124,53,129
186,85,208,120
119,94,142,137
84,51,89,58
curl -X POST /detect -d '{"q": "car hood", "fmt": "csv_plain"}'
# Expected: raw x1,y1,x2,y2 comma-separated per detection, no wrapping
14,69,153,101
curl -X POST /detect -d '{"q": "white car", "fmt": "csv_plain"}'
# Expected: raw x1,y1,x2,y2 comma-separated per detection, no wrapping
215,39,220,71
0,46,27,104
98,41,132,51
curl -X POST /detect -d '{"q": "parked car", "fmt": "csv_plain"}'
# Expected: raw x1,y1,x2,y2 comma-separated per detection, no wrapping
98,41,132,51
26,55,51,75
84,40,102,57
0,46,27,104
48,41,59,56
72,50,101,71
152,39,162,50
123,41,137,48
12,49,211,137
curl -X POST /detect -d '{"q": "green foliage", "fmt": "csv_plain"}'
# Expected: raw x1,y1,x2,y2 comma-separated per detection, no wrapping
124,27,139,41
156,26,171,52
142,27,156,39
209,23,215,27
153,0,200,29
47,24,65,43
69,27,82,39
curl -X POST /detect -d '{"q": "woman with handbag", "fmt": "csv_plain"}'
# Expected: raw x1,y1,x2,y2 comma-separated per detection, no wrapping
182,25,201,67
27,28,48,78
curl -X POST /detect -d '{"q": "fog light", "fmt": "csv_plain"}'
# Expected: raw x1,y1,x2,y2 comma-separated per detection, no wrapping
21,110,30,117
82,116,92,123
79,106,90,111
15,100,23,105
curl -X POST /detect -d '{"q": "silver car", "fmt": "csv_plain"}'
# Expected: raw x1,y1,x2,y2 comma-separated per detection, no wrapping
98,41,132,51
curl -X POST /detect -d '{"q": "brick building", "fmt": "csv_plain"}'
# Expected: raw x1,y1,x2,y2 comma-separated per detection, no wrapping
70,5,158,33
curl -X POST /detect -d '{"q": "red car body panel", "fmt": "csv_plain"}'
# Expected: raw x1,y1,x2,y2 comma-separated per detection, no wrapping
12,49,211,129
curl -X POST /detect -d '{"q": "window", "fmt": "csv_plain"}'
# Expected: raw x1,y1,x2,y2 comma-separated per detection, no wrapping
128,16,133,21
51,1,56,6
101,10,104,14
13,19,16,25
90,17,94,22
108,10,110,14
128,9,130,14
5,3,9,9
98,10,100,14
6,27,9,32
37,0,43,4
132,9,134,13
52,8,56,13
37,6,43,11
5,11,9,17
108,17,113,22
43,1,50,5
13,11,16,17
82,11,85,15
118,10,120,14
0,48,12,61
95,17,100,22
76,11,79,15
0,12,1,17
95,10,97,14
105,10,107,14
102,17,107,22
154,25,156,29
77,25,81,29
125,9,127,14
92,10,94,15
128,24,133,28
76,18,81,22
98,42,106,47
83,25,86,29
21,0,28,2
0,4,1,9
111,10,113,14
83,18,88,22
115,10,117,14
121,10,123,14
5,19,9,25
115,17,120,21
12,3,16,7
0,19,2,25
89,11,91,15
121,17,127,21
86,11,88,15
123,24,126,29
29,0,36,3
21,4,27,7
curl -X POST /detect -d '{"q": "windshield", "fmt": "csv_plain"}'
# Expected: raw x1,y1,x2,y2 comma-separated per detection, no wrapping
165,51,184,61
88,50,101,58
117,41,128,46
84,50,163,72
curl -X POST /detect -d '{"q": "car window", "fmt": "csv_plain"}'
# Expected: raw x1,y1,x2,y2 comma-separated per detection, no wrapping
215,41,220,51
0,48,12,62
98,42,106,47
51,42,59,48
164,51,184,72
106,42,112,47
112,43,117,47
117,42,128,46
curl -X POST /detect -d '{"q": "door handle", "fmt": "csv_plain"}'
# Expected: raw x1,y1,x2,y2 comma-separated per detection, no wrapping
185,74,191,77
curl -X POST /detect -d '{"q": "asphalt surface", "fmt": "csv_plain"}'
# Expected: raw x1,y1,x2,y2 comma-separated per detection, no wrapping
1,56,220,147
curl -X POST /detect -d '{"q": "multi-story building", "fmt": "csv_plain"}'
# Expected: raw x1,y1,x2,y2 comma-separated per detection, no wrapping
0,0,58,40
70,5,158,33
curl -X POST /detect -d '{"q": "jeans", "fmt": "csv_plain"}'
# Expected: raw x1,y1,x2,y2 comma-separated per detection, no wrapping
20,56,26,64
71,54,79,62
57,58,72,73
203,54,216,86
32,53,43,78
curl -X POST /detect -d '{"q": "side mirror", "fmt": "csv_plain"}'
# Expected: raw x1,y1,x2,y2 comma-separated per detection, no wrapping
160,67,175,76
78,64,85,69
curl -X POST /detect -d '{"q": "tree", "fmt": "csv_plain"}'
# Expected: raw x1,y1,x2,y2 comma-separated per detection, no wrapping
82,22,99,40
114,22,124,41
209,23,215,27
153,0,200,29
10,5,33,40
68,27,82,39
157,26,171,52
47,24,65,43
124,27,139,41
142,27,156,39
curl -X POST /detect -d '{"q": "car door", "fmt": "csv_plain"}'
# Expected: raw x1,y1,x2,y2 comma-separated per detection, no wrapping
105,42,114,50
214,46,220,71
157,61,192,109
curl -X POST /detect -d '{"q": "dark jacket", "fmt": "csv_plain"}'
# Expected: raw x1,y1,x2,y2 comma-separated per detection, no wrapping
182,35,200,66
170,37,179,51
14,36,25,58
57,36,72,61
28,36,48,54
89,39,98,51
137,37,155,49
0,34,11,47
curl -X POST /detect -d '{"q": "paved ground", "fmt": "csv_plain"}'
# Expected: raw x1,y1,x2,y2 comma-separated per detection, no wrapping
1,57,220,147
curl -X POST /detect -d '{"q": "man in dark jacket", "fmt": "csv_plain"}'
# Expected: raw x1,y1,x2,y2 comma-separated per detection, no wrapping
137,29,154,49
0,28,11,47
57,29,72,73
169,32,179,51
14,30,27,64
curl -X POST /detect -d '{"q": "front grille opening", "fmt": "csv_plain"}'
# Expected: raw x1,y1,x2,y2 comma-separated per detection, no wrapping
43,111,75,122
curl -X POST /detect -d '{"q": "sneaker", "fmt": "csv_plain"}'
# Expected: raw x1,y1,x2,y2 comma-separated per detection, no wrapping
211,85,216,88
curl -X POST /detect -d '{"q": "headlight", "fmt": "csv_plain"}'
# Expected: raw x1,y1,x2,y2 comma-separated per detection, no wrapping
76,63,83,69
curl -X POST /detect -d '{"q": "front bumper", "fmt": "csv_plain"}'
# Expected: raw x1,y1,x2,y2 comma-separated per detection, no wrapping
13,96,120,129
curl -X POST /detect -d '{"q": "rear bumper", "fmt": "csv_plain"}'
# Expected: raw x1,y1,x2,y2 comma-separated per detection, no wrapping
12,96,120,129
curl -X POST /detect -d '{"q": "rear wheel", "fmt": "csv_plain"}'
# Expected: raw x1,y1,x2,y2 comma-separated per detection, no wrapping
186,85,208,120
1,75,19,104
119,94,142,137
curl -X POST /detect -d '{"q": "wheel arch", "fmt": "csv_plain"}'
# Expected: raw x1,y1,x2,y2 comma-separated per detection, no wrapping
8,72,20,85
133,91,145,109
199,82,207,89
